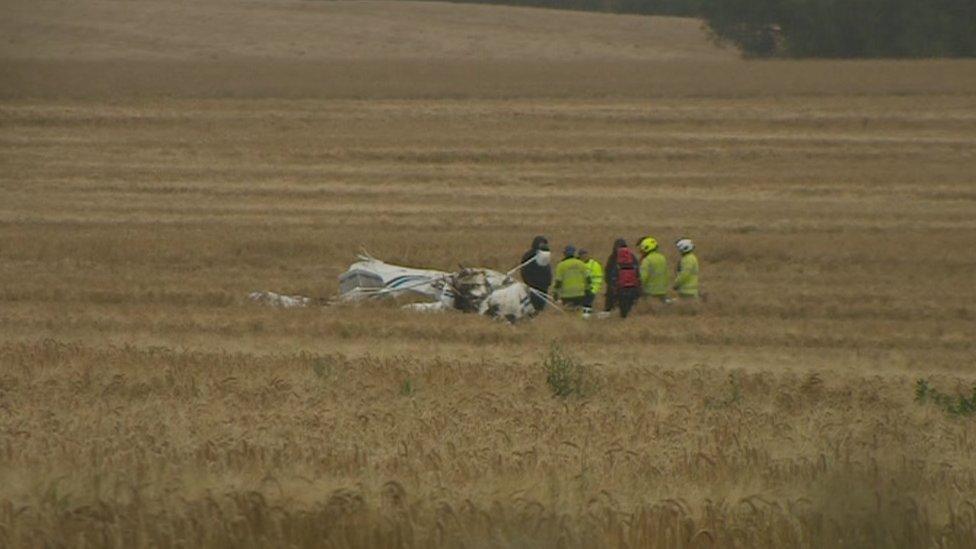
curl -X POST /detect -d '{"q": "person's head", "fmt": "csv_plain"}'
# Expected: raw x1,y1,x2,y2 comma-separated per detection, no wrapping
578,249,590,262
531,235,549,251
613,238,627,251
563,244,577,259
639,237,659,255
675,238,695,254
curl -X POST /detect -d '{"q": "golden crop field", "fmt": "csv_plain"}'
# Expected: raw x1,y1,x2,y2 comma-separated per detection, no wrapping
2,1,976,547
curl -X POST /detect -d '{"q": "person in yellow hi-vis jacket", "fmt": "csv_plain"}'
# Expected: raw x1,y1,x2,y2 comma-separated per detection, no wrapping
578,249,603,315
673,238,699,298
552,245,592,313
638,237,671,304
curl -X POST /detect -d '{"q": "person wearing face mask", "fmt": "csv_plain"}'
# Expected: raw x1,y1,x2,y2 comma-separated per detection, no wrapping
519,235,553,313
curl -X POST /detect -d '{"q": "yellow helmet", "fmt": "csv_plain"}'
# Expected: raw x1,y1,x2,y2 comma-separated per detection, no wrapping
639,237,658,254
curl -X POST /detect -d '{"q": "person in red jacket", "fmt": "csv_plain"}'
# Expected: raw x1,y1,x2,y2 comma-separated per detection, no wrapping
604,238,641,318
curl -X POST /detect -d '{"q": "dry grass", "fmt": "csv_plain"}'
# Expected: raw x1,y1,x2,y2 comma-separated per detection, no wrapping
2,1,976,547
3,0,976,100
3,91,976,549
2,341,975,548
1,0,728,62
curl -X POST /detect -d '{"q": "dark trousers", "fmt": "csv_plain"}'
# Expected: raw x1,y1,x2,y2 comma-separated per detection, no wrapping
562,295,589,309
617,288,640,318
528,291,547,313
604,289,617,312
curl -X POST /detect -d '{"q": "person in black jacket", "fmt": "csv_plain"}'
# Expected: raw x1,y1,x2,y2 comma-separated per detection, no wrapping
520,235,552,313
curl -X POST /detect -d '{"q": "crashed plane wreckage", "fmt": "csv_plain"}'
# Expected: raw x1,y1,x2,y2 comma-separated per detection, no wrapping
250,254,554,322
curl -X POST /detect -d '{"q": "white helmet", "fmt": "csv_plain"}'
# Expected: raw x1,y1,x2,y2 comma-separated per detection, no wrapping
675,238,694,254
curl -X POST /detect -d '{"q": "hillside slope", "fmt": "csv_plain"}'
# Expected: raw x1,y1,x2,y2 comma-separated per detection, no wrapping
2,0,974,98
1,0,729,62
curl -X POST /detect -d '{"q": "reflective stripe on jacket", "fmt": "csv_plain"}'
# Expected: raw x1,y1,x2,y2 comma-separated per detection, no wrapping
640,251,669,296
674,252,699,297
553,257,591,299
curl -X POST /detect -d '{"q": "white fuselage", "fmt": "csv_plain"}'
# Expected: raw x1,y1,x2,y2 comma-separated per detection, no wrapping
339,256,535,321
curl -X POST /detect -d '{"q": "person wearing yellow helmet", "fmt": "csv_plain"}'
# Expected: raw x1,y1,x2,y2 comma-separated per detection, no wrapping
638,236,671,304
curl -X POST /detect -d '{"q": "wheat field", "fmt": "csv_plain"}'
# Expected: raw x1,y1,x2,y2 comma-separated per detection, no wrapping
2,1,976,547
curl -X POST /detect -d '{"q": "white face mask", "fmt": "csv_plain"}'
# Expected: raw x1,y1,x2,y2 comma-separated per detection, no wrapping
535,250,551,267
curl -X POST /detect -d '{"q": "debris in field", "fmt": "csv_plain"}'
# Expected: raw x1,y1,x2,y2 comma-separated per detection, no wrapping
248,291,314,308
339,254,538,322
252,254,547,322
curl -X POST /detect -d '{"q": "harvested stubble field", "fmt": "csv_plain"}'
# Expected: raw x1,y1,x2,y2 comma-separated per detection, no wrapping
2,1,976,547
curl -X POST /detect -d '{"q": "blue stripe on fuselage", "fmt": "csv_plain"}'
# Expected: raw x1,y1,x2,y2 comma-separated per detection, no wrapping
386,275,429,289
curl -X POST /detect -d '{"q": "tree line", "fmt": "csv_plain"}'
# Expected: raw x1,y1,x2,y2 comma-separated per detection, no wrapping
410,1,700,17
700,0,976,58
407,0,976,57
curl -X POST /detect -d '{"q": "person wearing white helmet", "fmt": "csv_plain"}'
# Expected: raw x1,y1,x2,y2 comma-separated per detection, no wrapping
673,238,699,298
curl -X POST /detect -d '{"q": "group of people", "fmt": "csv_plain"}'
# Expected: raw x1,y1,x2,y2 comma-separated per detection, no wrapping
518,235,700,318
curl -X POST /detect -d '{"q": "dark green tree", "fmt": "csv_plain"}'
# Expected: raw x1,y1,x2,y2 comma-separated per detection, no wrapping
701,0,976,58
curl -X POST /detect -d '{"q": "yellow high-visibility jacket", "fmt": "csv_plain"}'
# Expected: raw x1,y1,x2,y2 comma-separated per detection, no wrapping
584,258,604,294
553,257,591,299
674,252,699,297
640,251,669,296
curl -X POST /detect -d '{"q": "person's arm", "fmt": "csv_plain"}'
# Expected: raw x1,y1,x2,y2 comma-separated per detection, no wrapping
552,262,563,298
605,259,617,292
592,262,604,293
674,256,691,289
519,251,533,281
